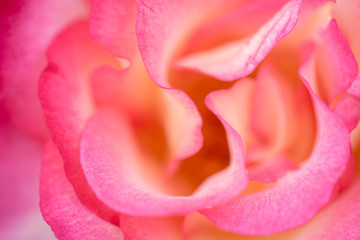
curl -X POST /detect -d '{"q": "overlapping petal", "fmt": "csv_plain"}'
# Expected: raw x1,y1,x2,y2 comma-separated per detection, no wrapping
89,0,138,58
176,0,303,81
136,0,249,165
80,109,248,216
32,0,360,238
200,63,350,235
291,177,360,239
40,142,124,240
39,22,121,223
333,0,360,65
314,20,357,103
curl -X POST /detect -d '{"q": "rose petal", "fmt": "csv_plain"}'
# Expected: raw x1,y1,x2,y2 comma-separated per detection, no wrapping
292,178,360,240
334,74,360,130
248,155,298,183
0,0,87,139
119,215,183,240
334,93,360,130
206,66,312,182
184,176,360,240
40,142,124,240
90,65,201,176
136,0,247,164
136,0,242,87
314,19,358,103
206,78,294,182
176,0,303,81
347,73,360,99
39,22,121,223
89,0,138,58
80,109,247,216
300,20,359,129
249,66,288,156
332,0,360,66
200,67,350,235
0,121,55,240
204,78,256,148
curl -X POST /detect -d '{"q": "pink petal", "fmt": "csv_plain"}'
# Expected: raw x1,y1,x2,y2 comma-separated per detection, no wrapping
0,121,55,240
161,89,203,171
119,215,183,240
0,0,87,139
176,0,303,81
249,66,289,156
200,70,350,235
136,0,248,164
300,20,359,129
89,0,138,58
205,66,312,183
333,0,360,66
39,22,121,223
40,142,124,240
248,155,298,183
80,109,247,216
347,73,360,99
204,78,256,149
334,93,360,130
334,75,360,130
314,19,358,103
292,178,360,240
136,0,243,87
90,65,201,176
184,177,360,240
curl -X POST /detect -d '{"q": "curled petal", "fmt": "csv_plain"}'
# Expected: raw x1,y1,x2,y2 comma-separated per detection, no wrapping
292,178,360,240
40,142,124,240
248,155,298,183
80,109,247,216
334,93,360,130
200,70,350,235
332,0,360,65
136,0,246,163
314,19,358,103
39,22,121,223
176,0,303,81
89,0,138,58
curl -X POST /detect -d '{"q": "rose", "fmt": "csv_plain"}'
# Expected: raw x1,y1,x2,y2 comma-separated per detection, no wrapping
1,0,360,239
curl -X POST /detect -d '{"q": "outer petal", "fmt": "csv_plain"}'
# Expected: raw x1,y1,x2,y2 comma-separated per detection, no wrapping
80,109,247,216
292,178,360,240
89,0,138,58
0,0,87,139
184,176,360,240
200,69,350,235
119,215,183,240
39,22,121,223
176,0,302,81
40,142,124,240
0,121,55,240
